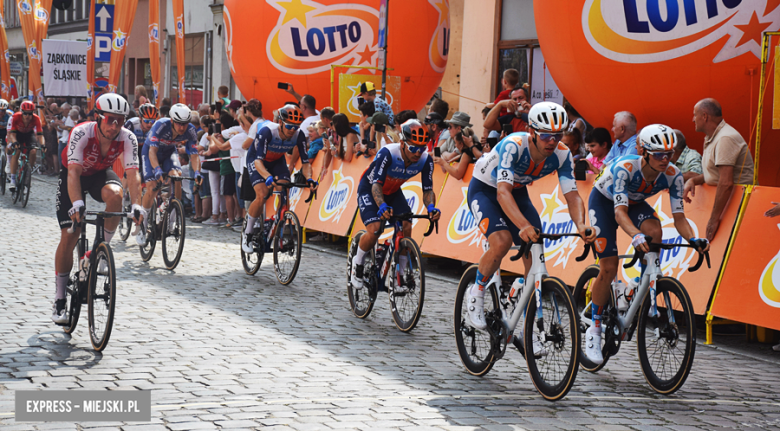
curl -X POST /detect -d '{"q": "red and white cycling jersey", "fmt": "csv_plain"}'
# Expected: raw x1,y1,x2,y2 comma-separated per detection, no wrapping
8,112,42,134
62,121,139,176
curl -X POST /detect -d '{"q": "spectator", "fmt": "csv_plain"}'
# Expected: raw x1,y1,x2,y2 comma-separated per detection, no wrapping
423,112,446,152
395,109,417,127
217,86,230,111
684,98,755,241
584,127,612,173
486,68,520,117
324,113,356,165
179,153,194,213
42,115,59,175
190,112,201,133
227,100,243,119
162,97,172,107
307,120,327,161
483,85,531,135
561,129,587,161
671,129,703,182
319,106,335,129
228,110,252,222
367,112,391,147
434,127,480,180
429,97,449,119
55,107,76,160
192,116,214,222
299,94,320,137
134,84,149,108
197,103,210,118
441,112,481,162
603,111,639,165
160,105,170,118
358,81,394,126
564,102,587,143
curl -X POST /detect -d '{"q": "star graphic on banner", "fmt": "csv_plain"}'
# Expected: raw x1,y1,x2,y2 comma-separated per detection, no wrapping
734,11,774,49
357,45,375,65
278,0,317,27
434,0,449,26
765,0,780,16
539,188,563,221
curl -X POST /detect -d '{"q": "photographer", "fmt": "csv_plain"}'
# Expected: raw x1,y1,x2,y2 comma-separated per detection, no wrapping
483,85,531,135
433,127,479,181
441,112,481,163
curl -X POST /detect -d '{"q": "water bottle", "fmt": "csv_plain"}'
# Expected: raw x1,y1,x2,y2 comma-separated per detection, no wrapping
510,276,525,300
612,280,627,311
619,277,639,312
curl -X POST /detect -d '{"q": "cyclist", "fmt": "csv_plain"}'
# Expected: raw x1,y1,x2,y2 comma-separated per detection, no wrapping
349,119,441,292
7,100,43,193
0,98,12,147
465,101,596,330
136,103,202,245
52,93,144,324
242,104,318,252
124,103,158,146
585,124,710,365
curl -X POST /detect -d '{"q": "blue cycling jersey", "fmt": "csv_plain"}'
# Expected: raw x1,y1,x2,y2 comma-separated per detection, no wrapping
472,131,577,194
593,155,685,213
145,117,198,156
360,143,433,194
0,109,13,128
246,122,308,165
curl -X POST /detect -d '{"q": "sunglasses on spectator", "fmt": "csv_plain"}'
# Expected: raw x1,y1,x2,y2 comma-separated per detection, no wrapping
142,119,155,124
537,132,562,142
649,151,674,161
102,114,124,125
405,143,426,154
282,123,299,131
22,111,33,116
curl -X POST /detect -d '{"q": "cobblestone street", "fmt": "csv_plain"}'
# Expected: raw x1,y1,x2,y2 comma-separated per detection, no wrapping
1,175,779,430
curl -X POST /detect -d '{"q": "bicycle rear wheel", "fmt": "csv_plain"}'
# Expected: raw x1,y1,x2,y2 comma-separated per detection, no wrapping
389,237,425,332
524,277,580,401
637,277,696,395
454,264,500,376
0,153,6,195
273,210,302,285
62,275,82,334
88,242,116,351
572,265,613,372
162,199,186,270
347,230,375,319
20,164,31,208
241,217,264,275
11,166,20,204
118,193,132,241
139,203,157,261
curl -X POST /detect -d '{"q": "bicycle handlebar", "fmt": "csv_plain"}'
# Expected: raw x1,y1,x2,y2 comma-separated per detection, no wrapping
509,228,593,262
263,178,317,203
152,175,201,193
622,236,711,272
67,207,136,234
376,212,439,237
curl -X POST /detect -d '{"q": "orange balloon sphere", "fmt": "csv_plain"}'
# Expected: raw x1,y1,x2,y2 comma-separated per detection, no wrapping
534,0,779,164
223,0,450,113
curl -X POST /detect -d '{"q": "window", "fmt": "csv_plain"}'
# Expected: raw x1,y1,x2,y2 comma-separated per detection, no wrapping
494,0,537,99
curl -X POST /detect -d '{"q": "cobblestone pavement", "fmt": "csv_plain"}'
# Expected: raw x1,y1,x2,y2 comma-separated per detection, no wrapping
1,175,779,431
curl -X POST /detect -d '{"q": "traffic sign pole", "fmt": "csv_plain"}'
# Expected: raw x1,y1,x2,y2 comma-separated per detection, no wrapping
379,0,389,100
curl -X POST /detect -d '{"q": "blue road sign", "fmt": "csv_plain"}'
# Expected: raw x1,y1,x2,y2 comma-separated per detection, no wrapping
378,0,387,49
94,4,114,62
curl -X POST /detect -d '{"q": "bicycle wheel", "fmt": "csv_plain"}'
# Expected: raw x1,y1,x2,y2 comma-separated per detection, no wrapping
572,264,613,372
454,264,500,376
388,237,425,332
637,277,696,395
87,242,116,351
347,230,375,319
273,210,302,285
139,202,157,261
162,199,186,270
0,154,6,196
20,165,31,208
118,193,132,241
241,217,264,275
524,277,580,401
11,166,20,204
62,275,82,334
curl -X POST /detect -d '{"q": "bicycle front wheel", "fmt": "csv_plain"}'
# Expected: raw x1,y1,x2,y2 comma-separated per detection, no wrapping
139,203,157,261
62,275,82,334
87,242,116,351
273,210,302,285
0,154,6,195
162,199,186,270
347,230,375,319
118,193,132,241
240,217,264,275
524,277,580,401
20,165,31,208
389,237,425,332
637,277,696,395
454,264,500,376
11,167,20,204
571,265,613,372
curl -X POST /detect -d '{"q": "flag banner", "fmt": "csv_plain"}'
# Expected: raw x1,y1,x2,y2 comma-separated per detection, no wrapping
17,0,43,103
0,5,12,101
86,0,95,109
148,0,160,107
172,0,185,105
42,39,87,97
106,0,138,94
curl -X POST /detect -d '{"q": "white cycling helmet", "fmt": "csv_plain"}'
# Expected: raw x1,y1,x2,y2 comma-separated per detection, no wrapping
0,99,8,110
528,101,568,133
639,124,676,152
169,103,191,124
95,93,130,117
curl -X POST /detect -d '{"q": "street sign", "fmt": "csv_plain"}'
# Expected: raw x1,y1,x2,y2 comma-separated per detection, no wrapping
94,3,114,62
10,62,23,75
378,0,387,49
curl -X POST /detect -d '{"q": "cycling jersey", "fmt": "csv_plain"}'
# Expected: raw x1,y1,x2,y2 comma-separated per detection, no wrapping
8,112,43,135
0,109,14,129
593,155,685,213
145,118,198,157
61,121,139,176
123,117,148,146
360,143,434,194
472,132,577,194
246,122,308,164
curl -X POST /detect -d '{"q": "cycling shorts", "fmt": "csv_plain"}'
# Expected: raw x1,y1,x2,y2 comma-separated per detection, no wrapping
56,168,122,229
356,183,412,226
467,178,542,245
248,158,290,188
588,188,659,258
141,148,181,183
12,131,36,147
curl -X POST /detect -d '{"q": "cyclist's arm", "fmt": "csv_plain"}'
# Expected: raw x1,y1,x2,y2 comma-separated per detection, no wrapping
614,205,641,238
126,169,142,206
672,212,696,243
563,190,593,241
251,128,273,180
422,153,436,207
148,146,160,170
496,181,532,231
67,164,84,209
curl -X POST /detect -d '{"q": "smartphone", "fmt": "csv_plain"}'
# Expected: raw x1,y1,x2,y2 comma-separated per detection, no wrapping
215,101,223,112
210,104,216,112
487,137,498,147
208,124,214,135
575,159,589,181
434,147,441,158
502,124,513,136
214,123,222,134
277,82,289,90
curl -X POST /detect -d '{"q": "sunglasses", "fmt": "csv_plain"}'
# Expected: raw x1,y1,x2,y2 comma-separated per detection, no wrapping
102,114,124,125
406,143,426,154
283,123,299,131
142,119,155,124
538,133,562,141
22,111,33,116
649,151,674,161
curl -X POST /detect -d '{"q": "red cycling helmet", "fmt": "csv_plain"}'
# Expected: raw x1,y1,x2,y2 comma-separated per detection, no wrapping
20,100,35,112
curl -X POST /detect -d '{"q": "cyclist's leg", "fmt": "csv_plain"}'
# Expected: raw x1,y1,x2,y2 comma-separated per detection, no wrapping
9,146,19,176
511,186,544,275
88,169,123,240
355,182,385,261
387,191,413,271
167,151,183,201
29,145,37,167
53,170,82,321
588,189,621,315
140,149,161,232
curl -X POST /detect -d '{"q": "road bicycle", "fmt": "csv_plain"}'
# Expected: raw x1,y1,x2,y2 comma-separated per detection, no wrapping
60,208,136,351
454,229,591,401
138,174,196,270
572,238,710,394
347,212,438,332
0,144,6,196
9,143,33,208
241,178,315,285
118,189,133,241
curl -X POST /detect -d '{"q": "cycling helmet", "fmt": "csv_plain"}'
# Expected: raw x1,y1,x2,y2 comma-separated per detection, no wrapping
278,104,304,125
138,103,159,120
639,124,676,152
528,101,568,133
169,103,191,123
20,100,35,112
95,93,129,117
0,99,8,110
400,119,429,146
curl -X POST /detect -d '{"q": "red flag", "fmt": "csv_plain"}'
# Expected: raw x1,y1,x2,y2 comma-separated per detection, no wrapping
107,0,138,95
86,0,95,109
148,0,160,107
17,0,43,104
172,0,185,105
0,4,12,101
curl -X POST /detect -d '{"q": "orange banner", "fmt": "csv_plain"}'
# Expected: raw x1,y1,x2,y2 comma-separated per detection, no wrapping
303,156,371,237
107,0,138,94
172,0,185,105
86,0,95,109
148,0,160,107
35,0,51,48
711,186,780,331
0,4,11,101
17,0,42,103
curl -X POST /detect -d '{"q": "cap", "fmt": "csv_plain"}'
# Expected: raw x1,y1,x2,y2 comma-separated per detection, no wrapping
359,81,376,94
367,112,389,125
227,100,243,111
444,111,473,128
424,112,444,126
